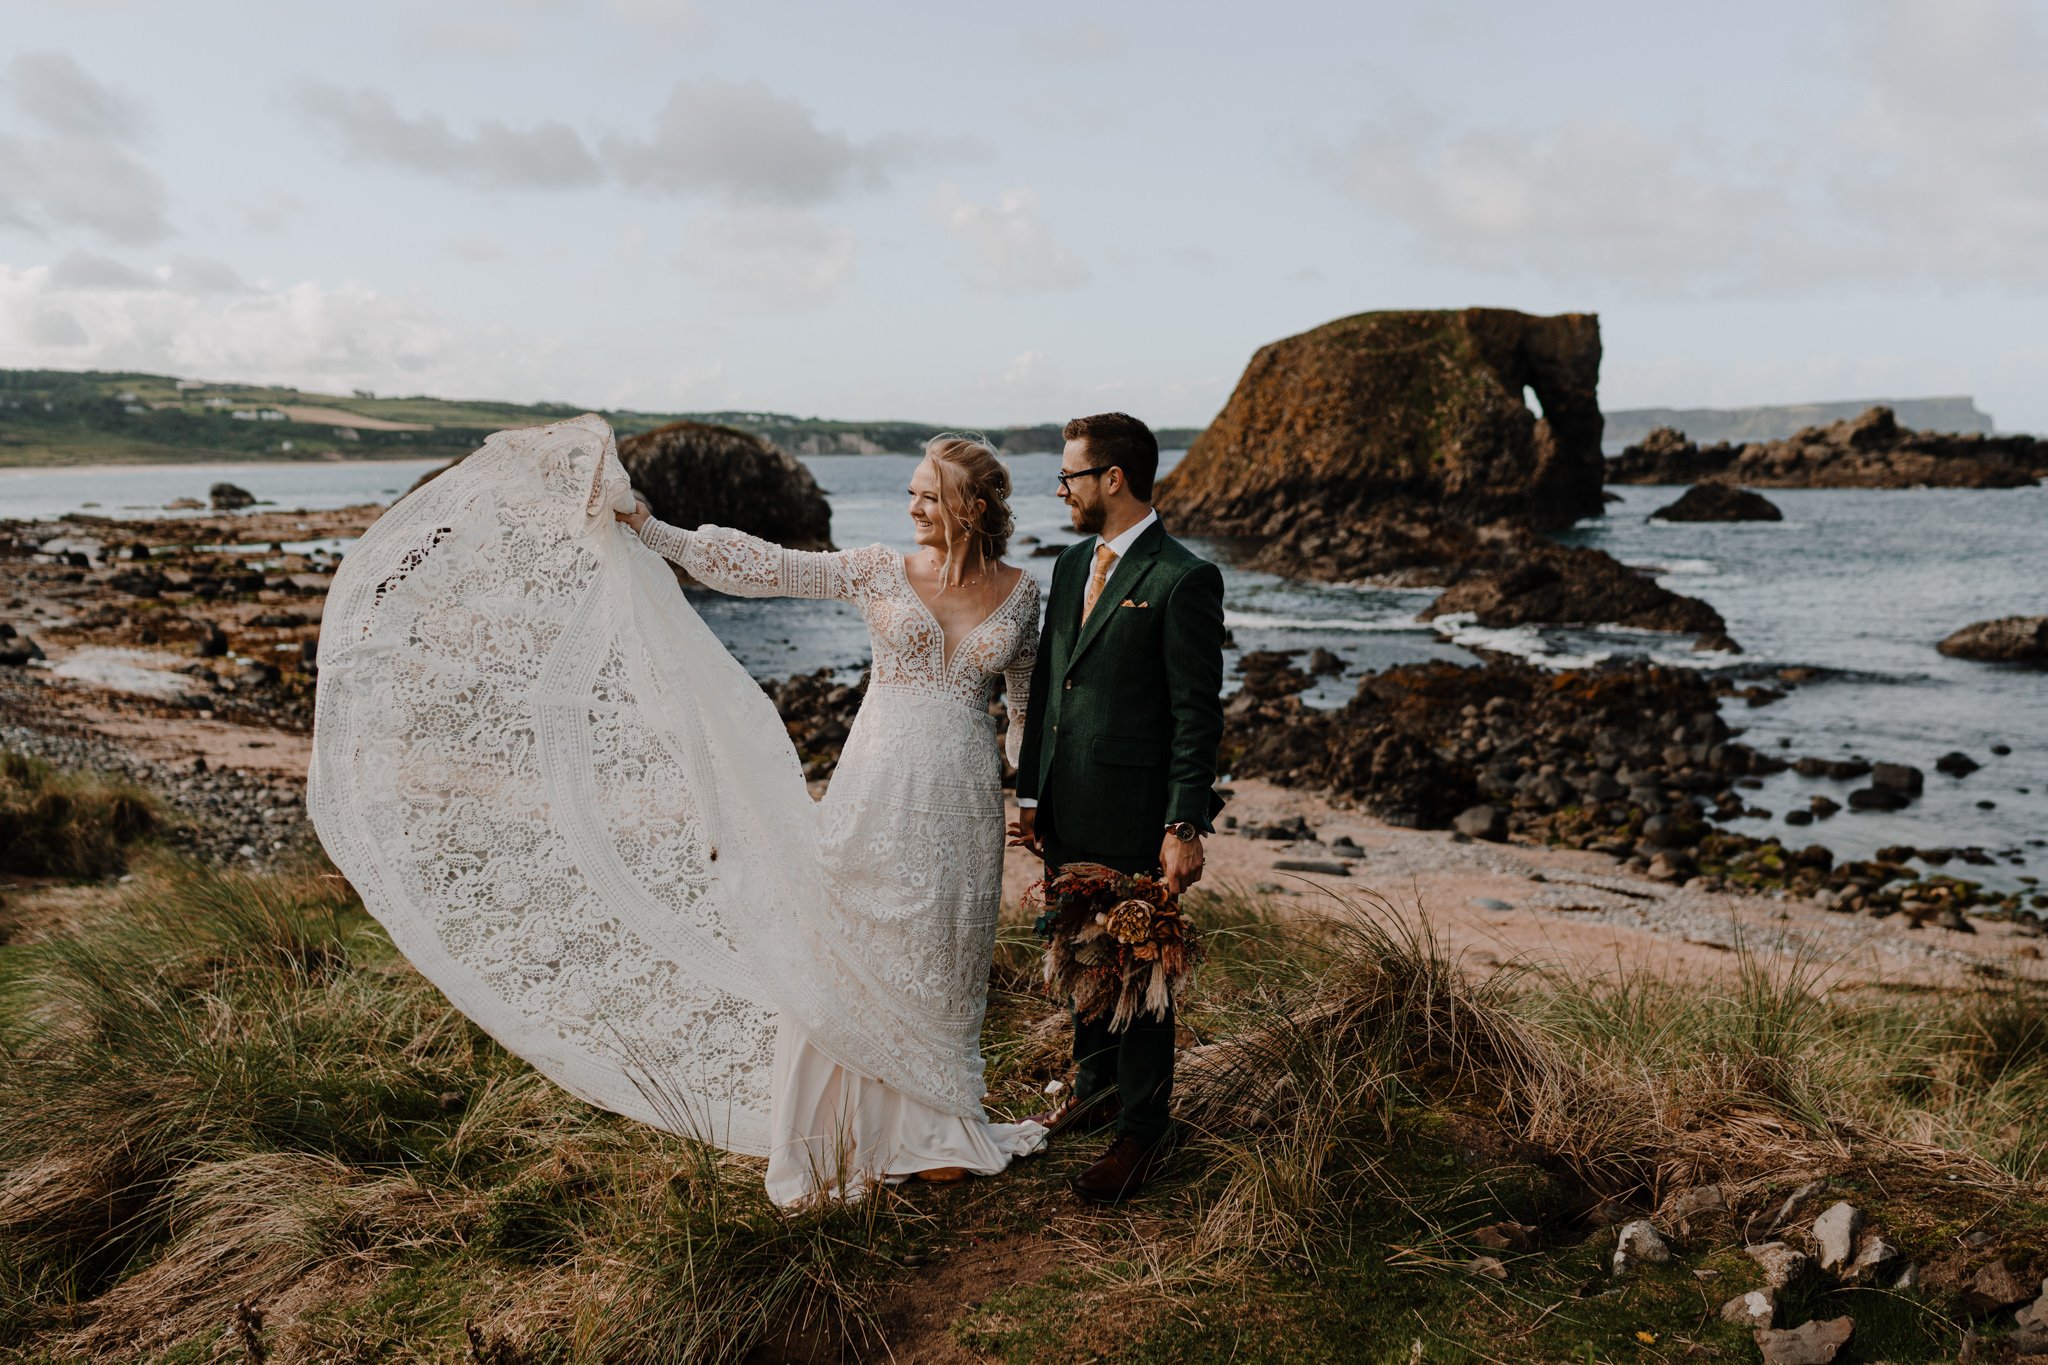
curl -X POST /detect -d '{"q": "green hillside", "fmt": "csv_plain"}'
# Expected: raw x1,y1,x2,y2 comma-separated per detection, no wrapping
0,369,1203,466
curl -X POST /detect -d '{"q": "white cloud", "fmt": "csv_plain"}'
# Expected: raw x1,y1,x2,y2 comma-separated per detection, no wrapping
157,255,245,294
931,183,1089,292
291,77,979,207
677,210,853,312
447,234,507,263
1313,0,2048,295
0,52,171,244
288,82,606,191
1018,22,1127,63
47,250,154,290
7,51,143,140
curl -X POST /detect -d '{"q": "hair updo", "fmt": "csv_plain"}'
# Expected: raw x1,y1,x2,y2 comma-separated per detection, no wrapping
922,433,1014,570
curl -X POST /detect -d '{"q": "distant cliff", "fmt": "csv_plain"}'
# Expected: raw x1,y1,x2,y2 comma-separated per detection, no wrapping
1603,396,1993,448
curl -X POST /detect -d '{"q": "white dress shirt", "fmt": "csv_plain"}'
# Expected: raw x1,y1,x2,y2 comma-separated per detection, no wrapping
1014,509,1159,810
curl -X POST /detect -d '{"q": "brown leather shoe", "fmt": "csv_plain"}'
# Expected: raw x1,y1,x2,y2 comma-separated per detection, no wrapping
1069,1134,1166,1203
912,1165,970,1184
1023,1088,1121,1138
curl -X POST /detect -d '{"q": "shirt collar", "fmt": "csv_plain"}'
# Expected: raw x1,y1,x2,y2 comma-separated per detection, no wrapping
1096,508,1158,560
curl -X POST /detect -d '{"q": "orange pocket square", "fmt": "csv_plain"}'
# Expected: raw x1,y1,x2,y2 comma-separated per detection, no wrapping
1119,599,1149,608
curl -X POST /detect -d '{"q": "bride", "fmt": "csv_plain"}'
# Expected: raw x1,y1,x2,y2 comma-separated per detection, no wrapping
307,414,1047,1205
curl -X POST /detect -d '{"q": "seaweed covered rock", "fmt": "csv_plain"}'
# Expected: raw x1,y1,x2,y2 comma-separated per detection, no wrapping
1937,615,2048,665
618,420,833,551
1156,308,1606,566
1650,483,1783,522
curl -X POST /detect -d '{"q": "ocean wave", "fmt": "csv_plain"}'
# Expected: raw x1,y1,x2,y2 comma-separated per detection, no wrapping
1224,608,1430,634
1627,557,1719,576
1427,613,1613,669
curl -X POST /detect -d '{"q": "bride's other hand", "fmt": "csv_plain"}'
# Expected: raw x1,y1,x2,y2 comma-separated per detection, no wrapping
615,497,652,534
1006,807,1042,856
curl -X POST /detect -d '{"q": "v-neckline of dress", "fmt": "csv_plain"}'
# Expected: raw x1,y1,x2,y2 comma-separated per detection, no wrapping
897,553,1030,676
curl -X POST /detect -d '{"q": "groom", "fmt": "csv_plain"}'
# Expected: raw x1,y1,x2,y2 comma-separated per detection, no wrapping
1011,411,1226,1203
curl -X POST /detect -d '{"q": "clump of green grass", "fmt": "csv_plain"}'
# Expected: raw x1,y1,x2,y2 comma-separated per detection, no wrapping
0,749,157,878
0,858,921,1361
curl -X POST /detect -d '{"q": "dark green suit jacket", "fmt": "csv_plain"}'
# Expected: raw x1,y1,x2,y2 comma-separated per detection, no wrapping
1015,517,1227,861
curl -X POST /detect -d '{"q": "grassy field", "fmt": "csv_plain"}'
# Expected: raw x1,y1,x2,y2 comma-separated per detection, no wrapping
1,767,2044,1362
0,369,1204,466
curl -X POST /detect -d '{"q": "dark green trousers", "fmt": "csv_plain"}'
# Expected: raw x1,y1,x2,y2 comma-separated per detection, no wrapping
1043,831,1176,1148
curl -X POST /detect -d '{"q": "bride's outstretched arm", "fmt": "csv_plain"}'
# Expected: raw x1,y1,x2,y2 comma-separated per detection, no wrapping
633,516,873,602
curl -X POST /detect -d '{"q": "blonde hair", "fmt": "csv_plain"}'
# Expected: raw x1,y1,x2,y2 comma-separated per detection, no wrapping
922,433,1014,580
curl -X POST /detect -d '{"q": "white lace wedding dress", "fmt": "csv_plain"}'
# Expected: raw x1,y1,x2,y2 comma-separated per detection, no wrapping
307,414,1046,1206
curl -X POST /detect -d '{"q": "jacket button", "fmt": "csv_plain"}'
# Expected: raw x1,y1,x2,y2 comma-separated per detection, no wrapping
1063,679,1073,690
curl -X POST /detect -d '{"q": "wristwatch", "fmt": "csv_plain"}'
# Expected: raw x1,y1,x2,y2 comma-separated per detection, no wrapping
1165,821,1200,843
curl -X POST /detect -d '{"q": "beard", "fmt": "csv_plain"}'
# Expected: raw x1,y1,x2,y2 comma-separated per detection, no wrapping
1070,499,1107,535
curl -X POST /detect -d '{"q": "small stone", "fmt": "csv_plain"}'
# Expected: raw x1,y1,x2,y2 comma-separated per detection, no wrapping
1754,1316,1853,1365
1850,1232,1901,1275
1454,804,1507,842
1962,1258,2032,1311
1811,1201,1864,1272
1471,1221,1535,1252
1721,1290,1775,1328
1465,1255,1507,1281
1612,1219,1671,1274
1747,1241,1812,1292
2015,1279,2048,1340
1472,897,1514,912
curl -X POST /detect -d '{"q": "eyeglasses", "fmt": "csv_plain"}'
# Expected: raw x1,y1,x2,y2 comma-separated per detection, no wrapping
1056,464,1114,493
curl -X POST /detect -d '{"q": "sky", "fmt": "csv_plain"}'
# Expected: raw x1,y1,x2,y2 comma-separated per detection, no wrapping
1,0,2044,431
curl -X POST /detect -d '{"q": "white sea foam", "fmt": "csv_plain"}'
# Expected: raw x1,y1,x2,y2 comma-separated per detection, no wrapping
1628,557,1719,576
1224,608,1429,633
1427,612,1613,669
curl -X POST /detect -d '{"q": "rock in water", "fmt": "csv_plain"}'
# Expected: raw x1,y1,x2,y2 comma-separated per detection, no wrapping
1649,483,1783,522
618,421,833,551
1938,615,2048,665
1754,1317,1853,1365
1610,405,2048,488
209,482,255,510
1419,542,1730,640
1155,308,1605,545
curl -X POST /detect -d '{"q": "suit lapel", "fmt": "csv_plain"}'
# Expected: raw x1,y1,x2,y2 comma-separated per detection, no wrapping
1068,519,1165,669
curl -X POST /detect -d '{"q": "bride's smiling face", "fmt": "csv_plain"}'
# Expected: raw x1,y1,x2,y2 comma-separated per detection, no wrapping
906,456,952,550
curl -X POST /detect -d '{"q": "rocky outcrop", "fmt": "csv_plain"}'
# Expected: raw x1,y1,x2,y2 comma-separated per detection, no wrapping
1156,308,1606,547
1608,407,2048,488
208,482,255,511
1650,484,1782,522
1937,616,2048,665
617,421,833,551
1421,543,1731,641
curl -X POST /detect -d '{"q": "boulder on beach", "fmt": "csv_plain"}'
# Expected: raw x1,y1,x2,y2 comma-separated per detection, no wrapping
209,482,256,511
1610,406,2048,489
1156,307,1607,548
1937,615,2048,665
1649,483,1783,522
618,421,833,551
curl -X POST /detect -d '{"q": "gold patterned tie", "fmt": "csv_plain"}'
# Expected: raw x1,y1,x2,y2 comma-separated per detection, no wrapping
1083,542,1117,622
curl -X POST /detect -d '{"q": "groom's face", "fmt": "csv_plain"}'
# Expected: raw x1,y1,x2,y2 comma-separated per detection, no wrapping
1058,438,1109,535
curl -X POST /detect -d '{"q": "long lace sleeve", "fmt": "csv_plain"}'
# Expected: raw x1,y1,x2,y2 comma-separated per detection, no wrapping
1001,579,1041,770
636,518,876,602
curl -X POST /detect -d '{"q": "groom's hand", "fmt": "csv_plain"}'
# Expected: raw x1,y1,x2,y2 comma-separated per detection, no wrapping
1007,807,1042,856
1160,831,1204,896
